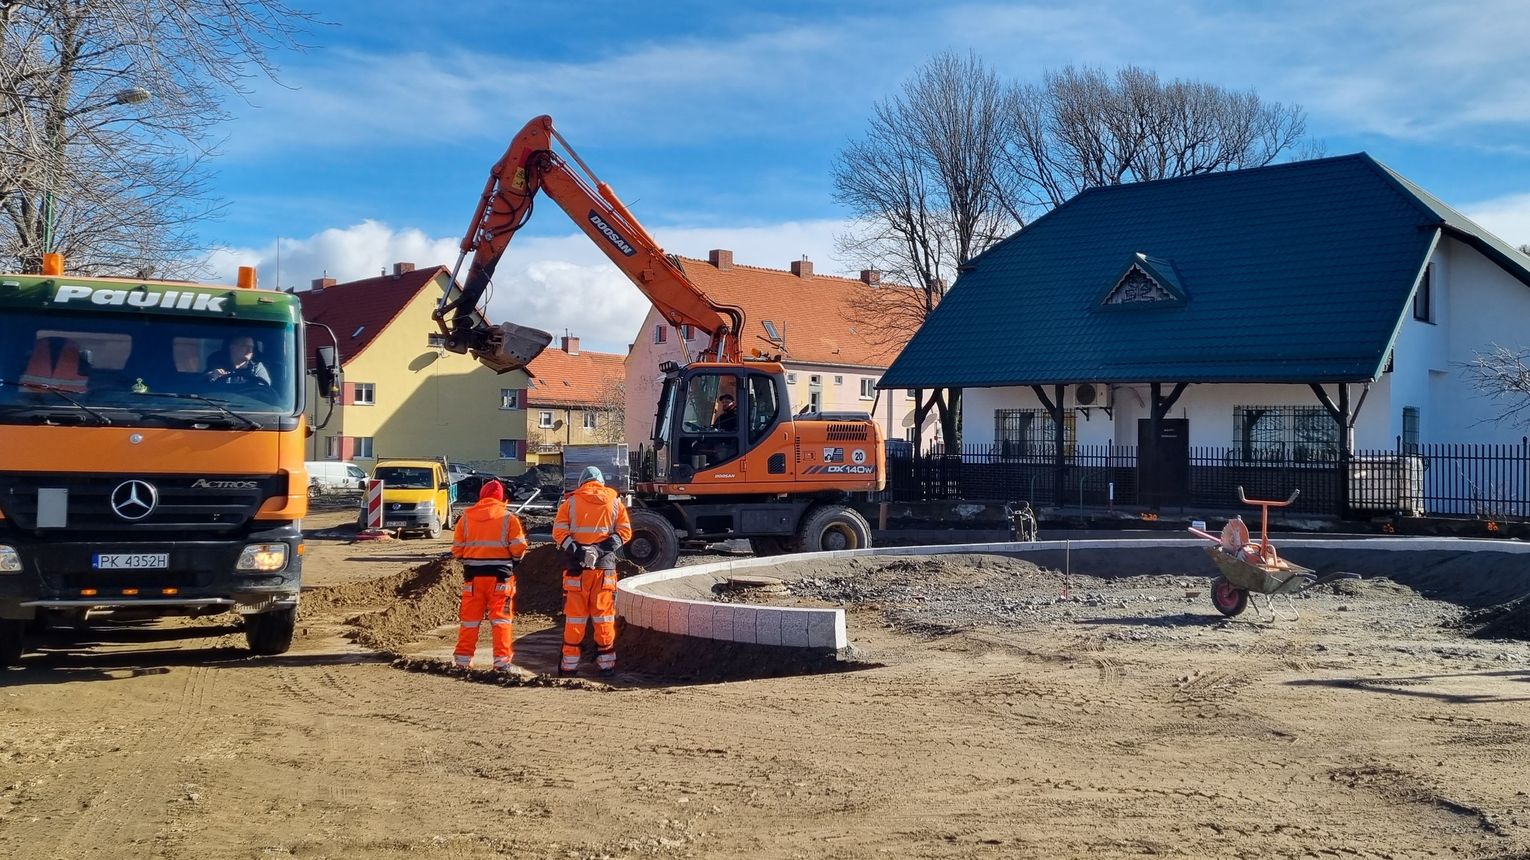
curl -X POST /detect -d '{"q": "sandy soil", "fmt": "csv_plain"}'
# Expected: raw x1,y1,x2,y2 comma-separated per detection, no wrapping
1,513,1528,859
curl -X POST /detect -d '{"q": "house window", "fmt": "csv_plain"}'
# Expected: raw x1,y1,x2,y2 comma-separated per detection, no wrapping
498,439,523,460
786,372,797,384
427,333,446,348
1402,406,1420,453
994,409,1076,458
353,383,375,405
809,374,822,386
859,379,876,400
1233,406,1338,462
354,436,374,459
834,375,843,385
582,410,598,430
679,324,693,340
809,390,822,412
538,410,555,429
1413,264,1432,322
500,389,520,410
653,325,668,344
324,436,340,459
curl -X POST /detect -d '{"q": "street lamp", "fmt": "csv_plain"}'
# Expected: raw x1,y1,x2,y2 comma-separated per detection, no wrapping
42,86,153,257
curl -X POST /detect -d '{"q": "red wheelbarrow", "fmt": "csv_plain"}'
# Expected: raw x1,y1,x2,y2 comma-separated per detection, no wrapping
1188,487,1359,621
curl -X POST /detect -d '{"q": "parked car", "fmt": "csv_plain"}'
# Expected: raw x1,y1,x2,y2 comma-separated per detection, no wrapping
305,461,367,497
362,459,455,539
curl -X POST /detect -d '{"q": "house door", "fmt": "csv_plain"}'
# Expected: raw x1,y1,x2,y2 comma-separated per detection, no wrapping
1137,418,1189,507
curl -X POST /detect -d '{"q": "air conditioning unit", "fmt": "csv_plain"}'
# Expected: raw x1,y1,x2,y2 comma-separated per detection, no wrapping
1072,382,1112,409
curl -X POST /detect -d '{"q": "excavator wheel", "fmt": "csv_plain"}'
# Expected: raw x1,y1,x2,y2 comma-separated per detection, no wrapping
623,509,680,571
798,505,872,553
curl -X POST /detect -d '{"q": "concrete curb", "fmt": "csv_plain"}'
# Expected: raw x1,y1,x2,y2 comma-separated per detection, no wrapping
615,537,1530,652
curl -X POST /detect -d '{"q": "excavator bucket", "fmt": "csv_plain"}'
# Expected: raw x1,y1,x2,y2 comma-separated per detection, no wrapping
471,320,553,374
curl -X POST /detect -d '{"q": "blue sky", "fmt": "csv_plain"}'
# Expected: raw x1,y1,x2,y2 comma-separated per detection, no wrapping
203,0,1530,351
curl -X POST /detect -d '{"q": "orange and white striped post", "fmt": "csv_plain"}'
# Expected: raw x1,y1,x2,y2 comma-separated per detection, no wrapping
363,479,384,530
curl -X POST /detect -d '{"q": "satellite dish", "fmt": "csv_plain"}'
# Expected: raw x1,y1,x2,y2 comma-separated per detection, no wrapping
552,419,565,430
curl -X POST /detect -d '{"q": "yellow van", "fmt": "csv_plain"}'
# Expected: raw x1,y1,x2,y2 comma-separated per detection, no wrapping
368,459,455,539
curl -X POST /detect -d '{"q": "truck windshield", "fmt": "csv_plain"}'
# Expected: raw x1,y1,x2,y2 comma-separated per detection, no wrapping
0,309,298,423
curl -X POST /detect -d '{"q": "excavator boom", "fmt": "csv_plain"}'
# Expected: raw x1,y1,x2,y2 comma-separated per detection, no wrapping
436,115,743,373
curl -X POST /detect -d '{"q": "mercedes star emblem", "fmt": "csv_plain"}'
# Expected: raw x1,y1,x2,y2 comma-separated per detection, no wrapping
110,480,158,521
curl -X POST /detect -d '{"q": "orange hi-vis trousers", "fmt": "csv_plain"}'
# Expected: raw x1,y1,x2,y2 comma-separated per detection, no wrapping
455,575,514,669
561,568,616,673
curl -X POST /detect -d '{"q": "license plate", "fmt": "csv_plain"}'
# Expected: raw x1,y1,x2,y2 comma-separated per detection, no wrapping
93,553,169,570
386,520,408,528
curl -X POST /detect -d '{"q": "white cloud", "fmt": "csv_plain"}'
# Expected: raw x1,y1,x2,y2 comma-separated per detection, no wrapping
1462,194,1530,249
203,218,852,354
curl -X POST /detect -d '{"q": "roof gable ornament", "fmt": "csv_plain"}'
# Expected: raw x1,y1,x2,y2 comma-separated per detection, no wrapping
1099,254,1188,309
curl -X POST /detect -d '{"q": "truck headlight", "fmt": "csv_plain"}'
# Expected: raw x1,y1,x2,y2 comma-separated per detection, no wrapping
416,500,435,511
237,543,289,572
0,545,21,573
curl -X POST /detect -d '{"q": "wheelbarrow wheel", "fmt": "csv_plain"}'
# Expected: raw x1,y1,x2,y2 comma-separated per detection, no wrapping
1210,576,1248,617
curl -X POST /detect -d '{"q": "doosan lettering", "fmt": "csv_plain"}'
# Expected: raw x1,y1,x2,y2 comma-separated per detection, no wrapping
52,284,227,313
586,211,636,256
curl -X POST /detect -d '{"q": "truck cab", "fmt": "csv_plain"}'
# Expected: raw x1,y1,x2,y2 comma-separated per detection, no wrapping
368,458,454,539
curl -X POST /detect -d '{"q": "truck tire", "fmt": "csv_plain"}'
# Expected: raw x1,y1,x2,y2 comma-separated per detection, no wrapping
0,618,27,668
427,516,443,540
798,505,872,553
245,607,297,656
623,509,679,571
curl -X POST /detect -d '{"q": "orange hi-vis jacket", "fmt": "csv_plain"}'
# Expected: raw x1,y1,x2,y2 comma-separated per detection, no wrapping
21,339,88,393
553,481,633,548
451,498,528,579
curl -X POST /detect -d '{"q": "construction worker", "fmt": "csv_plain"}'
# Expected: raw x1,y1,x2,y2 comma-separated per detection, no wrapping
552,466,632,677
450,480,528,671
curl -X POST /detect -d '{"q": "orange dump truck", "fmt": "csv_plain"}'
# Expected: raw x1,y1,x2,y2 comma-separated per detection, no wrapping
0,257,339,666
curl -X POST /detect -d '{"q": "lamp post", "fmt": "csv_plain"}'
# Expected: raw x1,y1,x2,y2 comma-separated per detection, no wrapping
40,86,153,258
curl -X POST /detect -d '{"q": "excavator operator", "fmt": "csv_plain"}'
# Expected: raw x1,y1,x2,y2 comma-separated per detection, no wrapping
552,466,632,678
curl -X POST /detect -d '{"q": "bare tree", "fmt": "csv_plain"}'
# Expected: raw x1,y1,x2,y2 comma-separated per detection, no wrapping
590,377,627,445
1004,65,1310,211
1464,345,1530,428
0,1,315,275
832,51,1016,447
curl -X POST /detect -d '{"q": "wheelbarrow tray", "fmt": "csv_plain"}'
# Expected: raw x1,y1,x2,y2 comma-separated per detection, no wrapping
1204,546,1315,594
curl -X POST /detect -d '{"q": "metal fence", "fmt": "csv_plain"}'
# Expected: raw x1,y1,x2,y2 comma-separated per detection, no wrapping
882,438,1530,521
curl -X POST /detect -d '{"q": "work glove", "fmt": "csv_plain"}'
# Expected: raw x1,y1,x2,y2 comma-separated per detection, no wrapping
580,545,600,570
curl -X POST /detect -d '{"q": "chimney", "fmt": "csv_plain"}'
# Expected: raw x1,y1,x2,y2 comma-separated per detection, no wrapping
790,257,813,278
392,262,416,277
708,249,733,270
561,335,580,355
311,276,336,290
860,269,881,286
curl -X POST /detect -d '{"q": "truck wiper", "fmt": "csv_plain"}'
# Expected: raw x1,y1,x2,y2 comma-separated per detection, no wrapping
124,390,261,430
0,378,113,425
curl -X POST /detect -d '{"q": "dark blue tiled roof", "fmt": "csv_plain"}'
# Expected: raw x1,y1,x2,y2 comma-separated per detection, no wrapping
879,153,1530,389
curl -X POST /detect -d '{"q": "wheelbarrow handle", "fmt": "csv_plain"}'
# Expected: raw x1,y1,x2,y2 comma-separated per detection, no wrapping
1236,486,1301,507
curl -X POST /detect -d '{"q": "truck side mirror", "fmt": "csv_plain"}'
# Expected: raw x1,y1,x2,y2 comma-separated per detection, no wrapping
315,346,341,401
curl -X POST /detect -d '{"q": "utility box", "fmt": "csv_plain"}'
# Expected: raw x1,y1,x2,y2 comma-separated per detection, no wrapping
561,443,631,496
1348,454,1426,516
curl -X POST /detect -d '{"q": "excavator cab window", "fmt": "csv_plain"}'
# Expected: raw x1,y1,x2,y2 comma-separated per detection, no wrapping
672,371,742,471
746,374,779,445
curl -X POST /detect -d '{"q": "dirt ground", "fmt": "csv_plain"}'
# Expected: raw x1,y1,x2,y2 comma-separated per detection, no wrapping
2,511,1528,859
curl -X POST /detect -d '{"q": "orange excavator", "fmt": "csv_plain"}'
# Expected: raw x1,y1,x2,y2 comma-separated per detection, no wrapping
434,115,885,569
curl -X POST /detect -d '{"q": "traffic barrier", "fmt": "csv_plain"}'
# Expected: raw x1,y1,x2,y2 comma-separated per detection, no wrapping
364,479,384,529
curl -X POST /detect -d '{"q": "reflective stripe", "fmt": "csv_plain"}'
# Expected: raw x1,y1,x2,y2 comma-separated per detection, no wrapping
560,658,580,669
457,540,510,547
463,558,513,565
562,578,583,588
490,618,511,625
564,616,588,625
454,656,472,666
591,615,616,624
508,537,527,548
459,621,481,628
494,659,513,669
596,654,616,668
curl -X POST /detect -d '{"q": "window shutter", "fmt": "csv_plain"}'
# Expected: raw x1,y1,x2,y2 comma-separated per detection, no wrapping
341,382,357,405
340,436,355,460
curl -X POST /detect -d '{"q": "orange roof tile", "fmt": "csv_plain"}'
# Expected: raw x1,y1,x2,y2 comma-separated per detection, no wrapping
674,256,911,368
298,267,446,366
525,342,626,407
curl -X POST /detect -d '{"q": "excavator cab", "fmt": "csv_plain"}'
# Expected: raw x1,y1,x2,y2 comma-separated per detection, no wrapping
652,362,786,484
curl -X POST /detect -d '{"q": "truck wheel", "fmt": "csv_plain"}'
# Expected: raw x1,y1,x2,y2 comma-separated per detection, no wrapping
798,505,872,553
0,618,28,668
245,607,297,656
749,536,797,557
624,509,679,571
427,516,443,540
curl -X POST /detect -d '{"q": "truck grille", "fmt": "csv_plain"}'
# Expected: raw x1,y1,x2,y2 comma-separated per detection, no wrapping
0,473,283,534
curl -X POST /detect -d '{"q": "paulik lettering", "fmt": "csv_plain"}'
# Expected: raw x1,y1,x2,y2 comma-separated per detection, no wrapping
587,211,636,257
52,285,227,313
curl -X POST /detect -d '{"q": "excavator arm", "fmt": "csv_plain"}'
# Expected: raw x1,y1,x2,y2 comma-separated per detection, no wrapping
436,115,744,373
